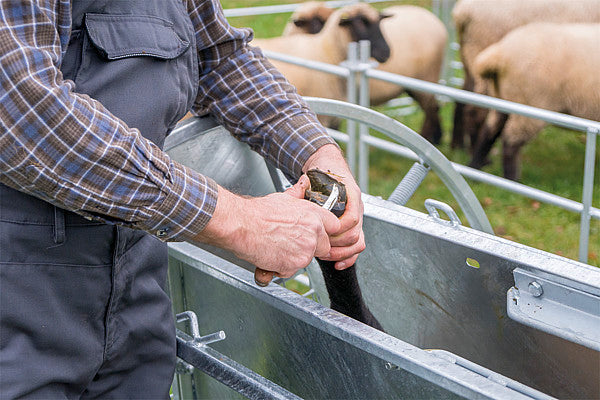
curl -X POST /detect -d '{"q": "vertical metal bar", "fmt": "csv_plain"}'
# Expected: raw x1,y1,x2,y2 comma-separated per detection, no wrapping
358,40,371,192
579,127,598,264
345,42,358,175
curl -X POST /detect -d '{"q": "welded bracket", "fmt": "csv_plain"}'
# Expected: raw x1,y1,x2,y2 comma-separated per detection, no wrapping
507,268,600,351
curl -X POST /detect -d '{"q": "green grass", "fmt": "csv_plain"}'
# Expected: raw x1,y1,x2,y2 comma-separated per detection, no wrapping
221,1,600,266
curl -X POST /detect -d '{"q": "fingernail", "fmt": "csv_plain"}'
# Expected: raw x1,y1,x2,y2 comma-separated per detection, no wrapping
336,262,346,270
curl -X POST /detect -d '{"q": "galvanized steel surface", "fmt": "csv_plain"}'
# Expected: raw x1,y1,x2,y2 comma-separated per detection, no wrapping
168,243,549,400
166,118,598,399
306,195,599,399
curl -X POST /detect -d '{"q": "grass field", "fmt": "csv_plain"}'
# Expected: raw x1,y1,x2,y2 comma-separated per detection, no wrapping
221,0,600,266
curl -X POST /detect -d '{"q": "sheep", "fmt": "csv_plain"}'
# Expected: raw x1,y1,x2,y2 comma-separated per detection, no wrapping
369,6,447,144
281,3,448,144
251,3,391,128
451,0,600,151
282,1,334,36
468,22,600,181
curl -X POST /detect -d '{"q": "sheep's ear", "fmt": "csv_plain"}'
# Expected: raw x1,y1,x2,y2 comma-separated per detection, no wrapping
293,18,309,28
379,12,393,20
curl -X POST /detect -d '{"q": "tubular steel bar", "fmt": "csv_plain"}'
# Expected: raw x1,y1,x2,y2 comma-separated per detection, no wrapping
343,43,358,175
579,128,598,264
366,69,600,133
223,0,391,18
358,40,372,191
176,330,303,400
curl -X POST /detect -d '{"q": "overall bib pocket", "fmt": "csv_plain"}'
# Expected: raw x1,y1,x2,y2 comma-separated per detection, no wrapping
72,13,196,147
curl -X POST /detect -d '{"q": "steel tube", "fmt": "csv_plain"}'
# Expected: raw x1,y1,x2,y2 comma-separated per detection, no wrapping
261,50,348,78
345,43,358,174
579,128,598,263
223,0,391,17
366,69,600,133
358,40,371,191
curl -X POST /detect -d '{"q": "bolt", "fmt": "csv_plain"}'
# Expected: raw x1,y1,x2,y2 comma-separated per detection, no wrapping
528,281,543,297
385,362,399,370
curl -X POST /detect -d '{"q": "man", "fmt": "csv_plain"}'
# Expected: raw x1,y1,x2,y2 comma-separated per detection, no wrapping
0,0,365,398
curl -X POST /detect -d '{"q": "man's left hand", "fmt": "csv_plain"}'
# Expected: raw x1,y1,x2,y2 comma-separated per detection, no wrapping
302,144,365,270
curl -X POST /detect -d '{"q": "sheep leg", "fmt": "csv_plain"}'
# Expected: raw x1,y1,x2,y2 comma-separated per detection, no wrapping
502,140,522,181
317,259,384,331
406,90,442,145
451,72,475,149
469,111,509,169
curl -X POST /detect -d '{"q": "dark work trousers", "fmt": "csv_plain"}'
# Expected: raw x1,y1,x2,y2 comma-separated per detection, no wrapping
0,0,198,398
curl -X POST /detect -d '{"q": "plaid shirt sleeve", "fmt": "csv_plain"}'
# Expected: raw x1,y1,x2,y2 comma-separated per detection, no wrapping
0,0,216,242
0,0,336,242
186,0,337,181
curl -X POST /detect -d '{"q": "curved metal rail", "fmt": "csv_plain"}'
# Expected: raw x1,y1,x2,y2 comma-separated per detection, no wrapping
303,97,494,234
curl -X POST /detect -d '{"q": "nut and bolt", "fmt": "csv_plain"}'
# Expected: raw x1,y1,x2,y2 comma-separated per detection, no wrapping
528,281,543,297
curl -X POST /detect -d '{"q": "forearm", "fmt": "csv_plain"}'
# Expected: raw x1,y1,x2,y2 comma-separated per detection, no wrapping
0,0,218,241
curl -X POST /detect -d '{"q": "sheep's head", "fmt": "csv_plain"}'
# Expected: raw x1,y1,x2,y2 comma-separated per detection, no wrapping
291,2,334,34
338,4,391,63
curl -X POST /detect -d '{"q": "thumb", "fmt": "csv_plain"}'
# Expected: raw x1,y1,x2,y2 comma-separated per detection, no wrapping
284,174,310,199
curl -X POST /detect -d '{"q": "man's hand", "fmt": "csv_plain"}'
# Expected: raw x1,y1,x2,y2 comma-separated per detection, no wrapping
192,175,341,279
302,144,365,270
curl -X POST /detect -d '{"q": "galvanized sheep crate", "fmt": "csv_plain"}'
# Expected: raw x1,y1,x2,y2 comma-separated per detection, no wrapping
165,105,599,400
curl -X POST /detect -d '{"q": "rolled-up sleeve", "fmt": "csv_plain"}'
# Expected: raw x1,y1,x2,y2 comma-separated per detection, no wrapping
0,0,217,242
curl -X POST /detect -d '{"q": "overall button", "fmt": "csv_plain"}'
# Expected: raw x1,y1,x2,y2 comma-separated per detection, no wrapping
156,228,169,238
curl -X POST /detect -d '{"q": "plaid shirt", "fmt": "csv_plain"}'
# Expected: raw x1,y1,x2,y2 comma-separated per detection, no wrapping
0,0,335,242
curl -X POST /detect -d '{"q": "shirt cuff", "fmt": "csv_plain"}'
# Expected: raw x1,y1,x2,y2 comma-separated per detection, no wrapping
135,160,219,242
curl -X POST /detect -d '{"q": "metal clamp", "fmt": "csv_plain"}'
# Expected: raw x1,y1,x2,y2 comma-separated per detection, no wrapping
424,199,462,228
507,268,600,351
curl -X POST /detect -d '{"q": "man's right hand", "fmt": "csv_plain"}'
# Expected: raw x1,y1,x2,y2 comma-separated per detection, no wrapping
192,175,341,278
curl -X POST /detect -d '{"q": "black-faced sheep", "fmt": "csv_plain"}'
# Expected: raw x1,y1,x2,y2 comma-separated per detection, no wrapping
281,3,448,144
469,22,600,181
282,1,334,35
451,0,600,151
251,3,391,128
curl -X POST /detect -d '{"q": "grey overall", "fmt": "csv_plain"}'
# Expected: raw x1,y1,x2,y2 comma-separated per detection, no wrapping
0,0,198,398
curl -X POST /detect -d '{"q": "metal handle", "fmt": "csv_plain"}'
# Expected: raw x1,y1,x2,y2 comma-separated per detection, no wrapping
424,199,462,228
176,311,226,345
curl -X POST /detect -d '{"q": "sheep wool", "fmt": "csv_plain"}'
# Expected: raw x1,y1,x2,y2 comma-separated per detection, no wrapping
471,22,600,181
451,0,600,149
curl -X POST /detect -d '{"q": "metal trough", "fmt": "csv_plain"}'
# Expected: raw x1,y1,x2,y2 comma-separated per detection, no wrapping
165,102,600,400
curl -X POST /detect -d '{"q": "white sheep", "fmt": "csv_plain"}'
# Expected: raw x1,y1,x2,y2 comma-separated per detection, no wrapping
451,0,600,150
280,3,448,144
251,3,391,128
469,22,600,181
